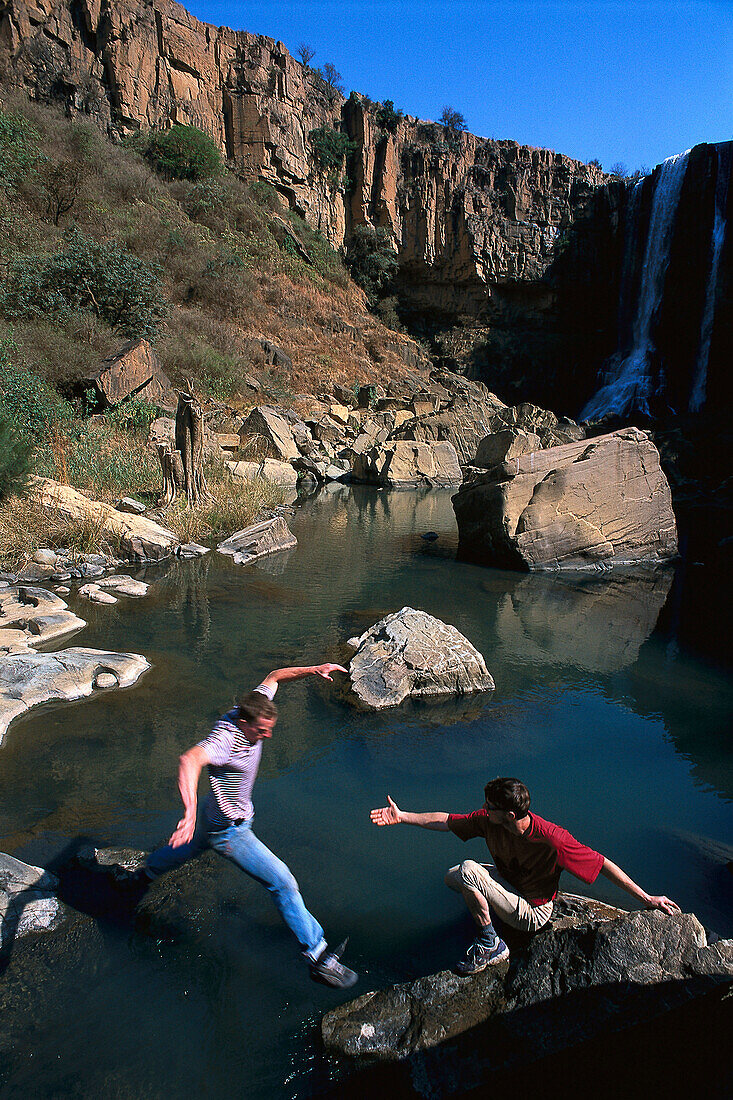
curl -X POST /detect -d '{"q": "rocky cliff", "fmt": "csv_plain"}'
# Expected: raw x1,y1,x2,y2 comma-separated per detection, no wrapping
0,0,609,407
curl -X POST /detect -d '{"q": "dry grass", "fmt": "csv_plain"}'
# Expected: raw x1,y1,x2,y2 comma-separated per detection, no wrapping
0,493,123,571
161,461,285,542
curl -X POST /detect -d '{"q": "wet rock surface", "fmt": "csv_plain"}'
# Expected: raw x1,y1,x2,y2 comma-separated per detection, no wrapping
347,606,494,709
0,853,65,951
0,647,151,744
453,427,678,570
322,894,733,1083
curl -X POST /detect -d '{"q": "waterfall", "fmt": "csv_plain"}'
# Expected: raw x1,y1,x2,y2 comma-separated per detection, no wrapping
581,151,690,421
688,145,731,412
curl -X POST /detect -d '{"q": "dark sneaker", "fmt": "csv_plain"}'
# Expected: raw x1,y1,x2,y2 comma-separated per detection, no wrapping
455,936,509,975
310,940,358,989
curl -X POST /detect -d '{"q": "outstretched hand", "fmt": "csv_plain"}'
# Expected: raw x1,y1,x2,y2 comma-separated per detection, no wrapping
646,895,681,915
370,795,401,826
313,663,348,681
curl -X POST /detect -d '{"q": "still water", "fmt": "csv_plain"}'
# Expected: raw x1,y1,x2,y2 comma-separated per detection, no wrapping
1,486,732,1097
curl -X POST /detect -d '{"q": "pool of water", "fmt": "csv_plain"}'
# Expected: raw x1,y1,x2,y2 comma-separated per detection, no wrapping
1,485,732,1097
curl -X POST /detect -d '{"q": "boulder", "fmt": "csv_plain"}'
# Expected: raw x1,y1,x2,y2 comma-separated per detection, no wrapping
96,574,150,597
352,441,462,489
115,497,147,515
322,897,733,1071
78,583,118,604
0,586,86,651
452,427,678,570
92,339,170,408
227,458,298,487
259,338,292,370
0,853,65,951
239,406,300,461
394,395,507,464
217,516,297,566
474,427,541,468
30,478,178,561
347,606,494,709
489,402,585,448
177,543,210,558
0,647,151,745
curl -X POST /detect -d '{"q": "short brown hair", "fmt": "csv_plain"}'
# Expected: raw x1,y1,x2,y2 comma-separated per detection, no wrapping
237,691,278,723
484,777,530,816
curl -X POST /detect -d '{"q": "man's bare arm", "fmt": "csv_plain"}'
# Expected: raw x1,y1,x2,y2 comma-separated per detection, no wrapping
370,795,450,831
259,663,348,693
600,857,680,915
168,744,210,848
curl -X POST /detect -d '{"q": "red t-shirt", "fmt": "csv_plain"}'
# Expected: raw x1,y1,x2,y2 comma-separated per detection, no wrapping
447,809,604,905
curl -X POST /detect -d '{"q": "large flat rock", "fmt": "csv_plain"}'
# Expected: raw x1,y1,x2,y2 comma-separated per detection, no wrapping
0,647,150,745
30,478,178,561
453,427,678,570
0,586,86,652
347,607,494,709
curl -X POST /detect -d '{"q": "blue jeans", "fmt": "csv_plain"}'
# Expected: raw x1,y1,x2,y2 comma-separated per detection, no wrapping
146,813,326,959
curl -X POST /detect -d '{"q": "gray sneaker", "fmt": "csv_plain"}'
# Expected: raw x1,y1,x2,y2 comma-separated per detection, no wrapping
455,935,509,975
310,940,358,989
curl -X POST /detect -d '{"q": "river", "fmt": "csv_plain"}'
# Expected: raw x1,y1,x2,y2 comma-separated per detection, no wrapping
1,485,731,1097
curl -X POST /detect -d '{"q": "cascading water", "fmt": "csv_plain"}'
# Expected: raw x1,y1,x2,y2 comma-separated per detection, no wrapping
689,145,731,413
581,151,690,421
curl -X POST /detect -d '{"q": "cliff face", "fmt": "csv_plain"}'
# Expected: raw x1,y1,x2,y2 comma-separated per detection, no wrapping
0,0,606,350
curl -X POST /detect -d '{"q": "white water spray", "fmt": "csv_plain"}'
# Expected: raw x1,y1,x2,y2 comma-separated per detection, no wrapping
581,151,690,420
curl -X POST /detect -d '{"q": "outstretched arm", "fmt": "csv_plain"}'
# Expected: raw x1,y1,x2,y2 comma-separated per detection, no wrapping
370,795,450,831
600,857,680,915
168,744,210,848
259,663,348,692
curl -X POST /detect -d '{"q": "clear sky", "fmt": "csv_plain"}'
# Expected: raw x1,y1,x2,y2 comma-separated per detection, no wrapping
185,0,731,172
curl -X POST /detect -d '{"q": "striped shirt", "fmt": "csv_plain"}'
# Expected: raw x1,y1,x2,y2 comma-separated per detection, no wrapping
197,684,276,827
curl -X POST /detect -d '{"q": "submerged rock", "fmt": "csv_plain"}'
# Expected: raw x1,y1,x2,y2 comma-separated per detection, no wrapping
0,647,150,744
347,606,494,709
453,427,678,570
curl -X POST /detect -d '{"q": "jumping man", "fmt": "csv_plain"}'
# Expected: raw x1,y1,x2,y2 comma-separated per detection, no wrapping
145,663,357,988
370,776,679,975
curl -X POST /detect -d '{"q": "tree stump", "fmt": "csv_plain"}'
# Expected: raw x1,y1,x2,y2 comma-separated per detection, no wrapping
157,382,214,507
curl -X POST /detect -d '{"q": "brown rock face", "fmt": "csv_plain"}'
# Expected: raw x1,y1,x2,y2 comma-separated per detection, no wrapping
93,339,170,407
0,1,606,358
452,427,678,570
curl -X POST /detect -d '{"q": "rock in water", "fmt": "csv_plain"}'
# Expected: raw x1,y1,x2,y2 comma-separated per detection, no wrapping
217,516,297,565
0,648,150,744
348,607,494,709
0,586,86,651
453,427,678,570
0,853,65,950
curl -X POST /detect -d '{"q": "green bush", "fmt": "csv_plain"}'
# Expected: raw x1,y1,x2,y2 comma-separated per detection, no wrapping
0,336,72,441
308,127,355,172
375,100,404,134
106,395,159,433
141,124,222,181
345,225,399,304
2,226,167,338
0,106,42,193
0,408,33,501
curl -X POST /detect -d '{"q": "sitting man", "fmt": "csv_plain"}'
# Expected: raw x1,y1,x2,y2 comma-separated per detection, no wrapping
370,776,680,975
144,662,357,989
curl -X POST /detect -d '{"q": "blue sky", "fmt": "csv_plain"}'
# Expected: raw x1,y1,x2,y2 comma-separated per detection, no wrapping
186,1,731,172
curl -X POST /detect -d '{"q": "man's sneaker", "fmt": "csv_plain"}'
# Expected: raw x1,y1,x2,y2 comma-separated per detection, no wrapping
455,935,509,975
310,940,358,989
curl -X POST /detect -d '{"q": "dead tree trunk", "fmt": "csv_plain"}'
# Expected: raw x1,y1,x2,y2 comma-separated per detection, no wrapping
157,381,215,507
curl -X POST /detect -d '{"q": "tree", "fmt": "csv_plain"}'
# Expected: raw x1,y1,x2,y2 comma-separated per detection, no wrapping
440,106,467,132
40,160,82,225
345,225,399,304
322,62,345,97
375,100,404,134
297,43,315,65
609,162,627,178
0,409,32,502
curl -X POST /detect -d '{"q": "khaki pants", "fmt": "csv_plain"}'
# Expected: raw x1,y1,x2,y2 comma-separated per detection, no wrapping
445,859,553,933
